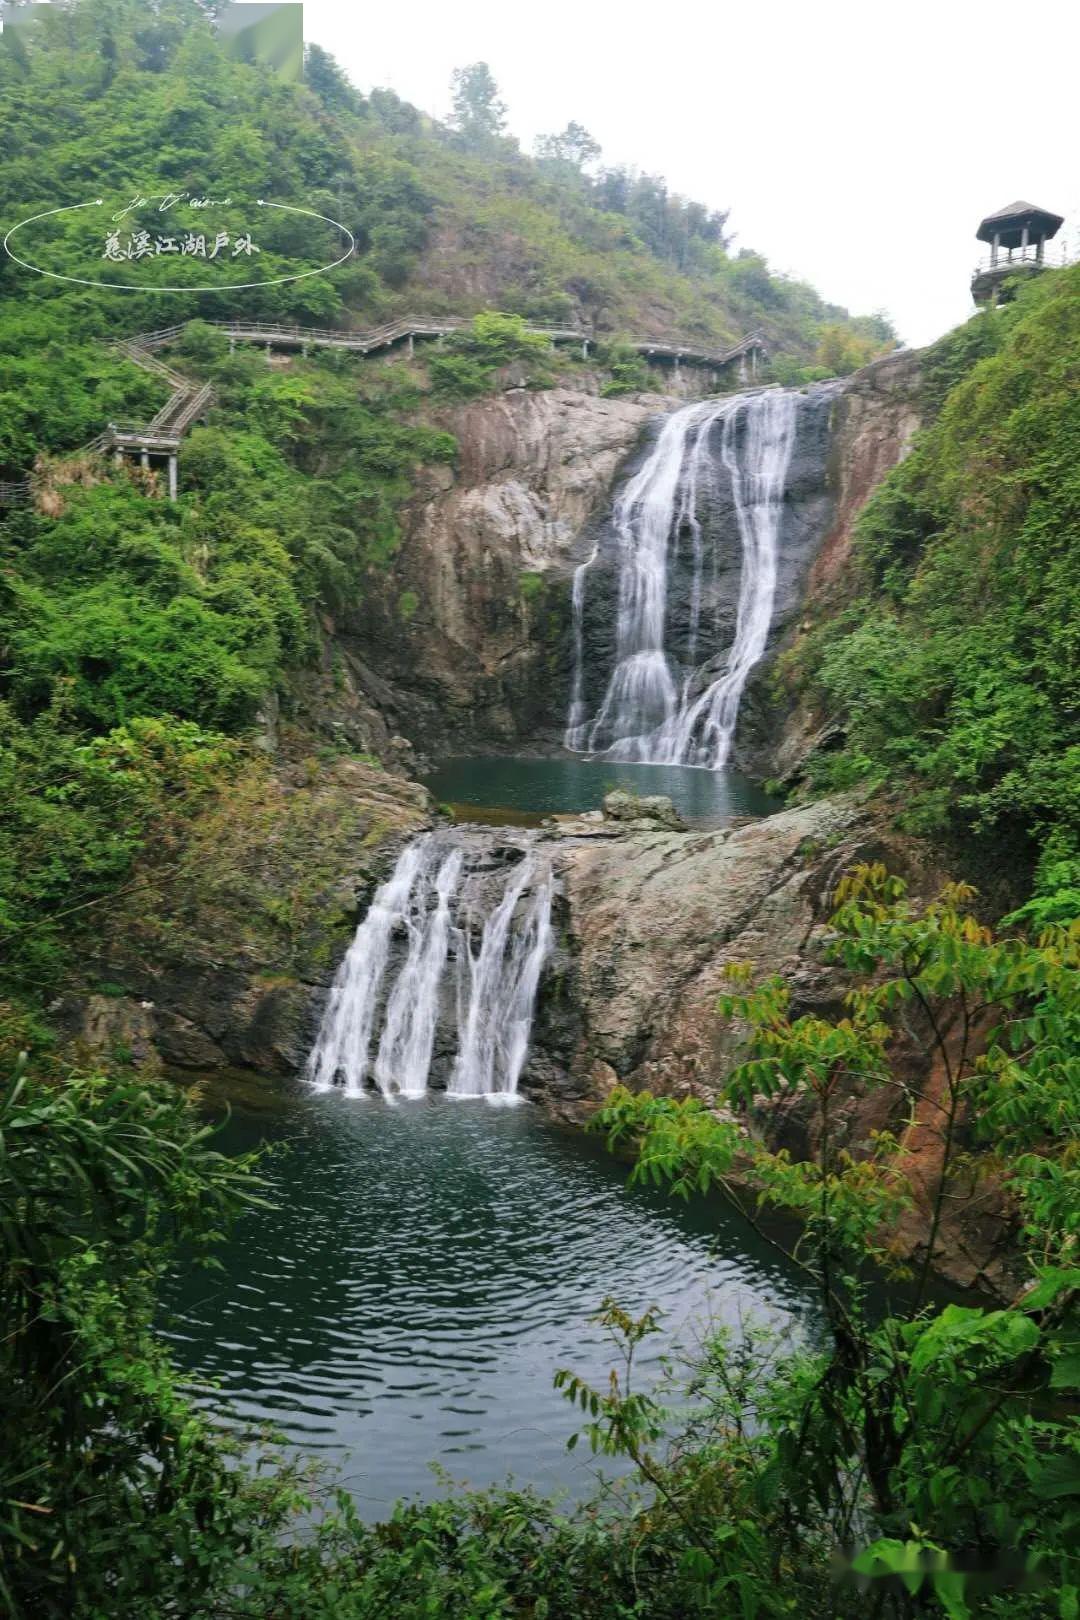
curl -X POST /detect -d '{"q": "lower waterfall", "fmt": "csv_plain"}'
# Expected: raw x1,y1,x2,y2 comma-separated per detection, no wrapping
306,833,554,1102
564,387,799,770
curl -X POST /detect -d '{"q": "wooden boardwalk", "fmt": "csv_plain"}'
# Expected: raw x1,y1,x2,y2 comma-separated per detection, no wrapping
133,315,766,372
0,316,766,506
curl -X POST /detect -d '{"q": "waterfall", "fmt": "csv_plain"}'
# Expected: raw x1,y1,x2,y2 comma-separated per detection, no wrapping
450,858,553,1101
306,834,553,1102
372,843,463,1099
564,387,799,770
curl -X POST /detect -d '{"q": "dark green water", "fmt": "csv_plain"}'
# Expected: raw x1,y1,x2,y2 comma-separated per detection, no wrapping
162,1084,821,1513
423,755,780,827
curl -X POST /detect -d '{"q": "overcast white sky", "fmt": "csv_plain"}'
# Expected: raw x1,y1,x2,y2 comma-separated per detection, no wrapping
300,0,1079,347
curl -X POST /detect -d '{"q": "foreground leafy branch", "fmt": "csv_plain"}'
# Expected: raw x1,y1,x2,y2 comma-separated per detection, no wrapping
583,865,1080,1618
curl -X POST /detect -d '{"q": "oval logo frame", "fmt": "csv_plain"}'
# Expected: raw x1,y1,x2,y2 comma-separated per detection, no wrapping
2,197,355,293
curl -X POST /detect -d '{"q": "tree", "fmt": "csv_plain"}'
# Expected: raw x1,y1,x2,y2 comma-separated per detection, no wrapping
304,41,366,115
0,1060,283,1618
814,321,890,375
534,120,601,173
448,60,508,147
588,865,1080,1617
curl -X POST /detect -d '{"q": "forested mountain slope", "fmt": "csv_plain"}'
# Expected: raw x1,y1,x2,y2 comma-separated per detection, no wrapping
0,0,888,475
0,0,891,1009
1,9,1079,1618
779,266,1080,918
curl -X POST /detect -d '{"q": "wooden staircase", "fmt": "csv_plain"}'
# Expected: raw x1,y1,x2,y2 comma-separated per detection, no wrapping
0,317,766,506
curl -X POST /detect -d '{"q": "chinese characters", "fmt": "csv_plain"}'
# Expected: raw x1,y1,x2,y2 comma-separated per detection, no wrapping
102,230,259,262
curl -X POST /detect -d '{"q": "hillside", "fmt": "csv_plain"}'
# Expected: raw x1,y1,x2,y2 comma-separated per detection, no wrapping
1,6,1079,1618
0,0,894,1003
778,265,1080,919
0,0,890,476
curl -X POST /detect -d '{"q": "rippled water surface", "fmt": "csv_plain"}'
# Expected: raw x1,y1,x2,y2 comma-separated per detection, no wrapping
423,755,780,827
163,1085,820,1513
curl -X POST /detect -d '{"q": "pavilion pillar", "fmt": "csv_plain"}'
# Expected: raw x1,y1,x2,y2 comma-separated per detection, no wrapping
229,337,235,354
140,448,149,470
991,232,1000,268
582,339,589,360
265,342,273,362
168,455,178,502
407,333,415,357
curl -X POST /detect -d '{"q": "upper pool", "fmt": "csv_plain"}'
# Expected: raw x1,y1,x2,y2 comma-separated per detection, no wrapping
422,755,780,827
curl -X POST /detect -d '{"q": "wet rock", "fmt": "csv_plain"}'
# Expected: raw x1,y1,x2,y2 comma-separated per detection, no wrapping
601,790,687,830
536,792,870,1099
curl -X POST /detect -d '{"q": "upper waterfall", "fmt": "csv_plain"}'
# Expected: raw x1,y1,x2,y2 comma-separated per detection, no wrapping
565,387,801,771
306,832,554,1102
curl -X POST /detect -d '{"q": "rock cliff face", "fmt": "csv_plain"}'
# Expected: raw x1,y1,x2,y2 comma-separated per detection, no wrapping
749,349,923,780
64,350,999,1286
58,758,433,1078
335,375,873,764
64,359,924,1091
814,349,923,594
339,387,673,751
528,791,878,1112
524,795,1016,1293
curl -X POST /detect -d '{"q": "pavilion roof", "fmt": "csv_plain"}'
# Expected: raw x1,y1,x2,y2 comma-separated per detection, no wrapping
977,201,1064,244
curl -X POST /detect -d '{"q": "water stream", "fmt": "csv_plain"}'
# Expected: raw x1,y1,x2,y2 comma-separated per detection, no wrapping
164,384,834,1518
307,832,553,1102
565,387,800,768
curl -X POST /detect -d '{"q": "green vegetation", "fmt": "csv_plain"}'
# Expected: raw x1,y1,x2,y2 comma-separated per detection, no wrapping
0,708,244,991
0,1056,293,1620
0,338,453,997
1,7,1075,1615
4,868,1077,1616
427,310,555,398
584,867,1080,1619
0,0,886,1011
783,268,1080,905
595,338,653,396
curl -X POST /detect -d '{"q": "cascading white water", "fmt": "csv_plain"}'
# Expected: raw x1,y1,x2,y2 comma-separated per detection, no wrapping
306,835,553,1102
373,843,463,1099
306,839,432,1099
450,858,554,1101
564,387,798,771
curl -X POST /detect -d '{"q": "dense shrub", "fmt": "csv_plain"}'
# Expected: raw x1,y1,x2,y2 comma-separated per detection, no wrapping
429,311,555,398
787,266,1080,901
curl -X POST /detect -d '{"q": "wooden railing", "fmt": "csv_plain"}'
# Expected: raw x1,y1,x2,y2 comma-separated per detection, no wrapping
0,315,766,506
972,244,1072,275
131,314,767,370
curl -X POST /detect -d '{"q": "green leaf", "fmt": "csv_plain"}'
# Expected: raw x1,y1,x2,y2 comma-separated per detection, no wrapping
1030,1454,1080,1500
932,1571,971,1620
1050,1352,1080,1389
